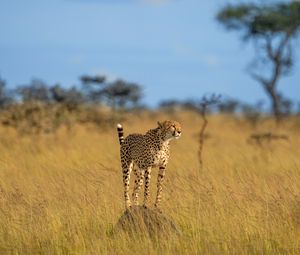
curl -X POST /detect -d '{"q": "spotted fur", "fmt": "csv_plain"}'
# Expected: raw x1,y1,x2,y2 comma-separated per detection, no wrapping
117,120,182,210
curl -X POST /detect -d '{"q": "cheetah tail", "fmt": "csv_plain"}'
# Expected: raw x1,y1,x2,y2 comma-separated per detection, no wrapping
117,123,124,145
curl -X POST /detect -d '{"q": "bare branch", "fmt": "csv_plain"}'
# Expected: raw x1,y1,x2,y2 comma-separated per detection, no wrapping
275,33,292,61
265,34,276,61
198,94,221,169
250,72,269,87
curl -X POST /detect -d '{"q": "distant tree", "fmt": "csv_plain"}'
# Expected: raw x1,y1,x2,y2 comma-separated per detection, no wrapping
217,2,300,123
196,95,220,168
159,99,183,114
80,75,106,84
17,79,51,103
297,102,300,115
181,94,221,168
240,100,264,128
80,75,106,103
159,100,182,108
50,84,66,103
80,75,143,110
217,98,240,114
0,77,14,108
277,93,294,116
100,79,143,110
50,84,85,110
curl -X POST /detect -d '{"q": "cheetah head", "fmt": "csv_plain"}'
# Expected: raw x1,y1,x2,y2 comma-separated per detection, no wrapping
157,120,182,140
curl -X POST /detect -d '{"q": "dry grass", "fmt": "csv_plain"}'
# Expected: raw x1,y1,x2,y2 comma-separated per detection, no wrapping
0,111,300,254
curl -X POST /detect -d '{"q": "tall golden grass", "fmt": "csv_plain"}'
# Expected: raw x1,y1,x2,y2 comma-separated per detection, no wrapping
0,111,299,254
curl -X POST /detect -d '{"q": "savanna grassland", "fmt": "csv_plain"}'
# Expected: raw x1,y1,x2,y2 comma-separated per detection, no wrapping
0,111,300,255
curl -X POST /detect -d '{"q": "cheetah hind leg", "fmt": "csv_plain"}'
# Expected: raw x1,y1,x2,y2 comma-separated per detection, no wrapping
154,166,166,213
132,166,144,206
143,167,152,208
122,160,133,209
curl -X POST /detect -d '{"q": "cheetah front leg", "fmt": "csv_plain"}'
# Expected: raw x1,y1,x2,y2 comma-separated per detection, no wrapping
154,166,166,211
143,167,152,208
132,167,144,206
122,160,133,209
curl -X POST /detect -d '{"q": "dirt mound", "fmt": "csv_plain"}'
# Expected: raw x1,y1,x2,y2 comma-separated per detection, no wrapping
114,206,181,238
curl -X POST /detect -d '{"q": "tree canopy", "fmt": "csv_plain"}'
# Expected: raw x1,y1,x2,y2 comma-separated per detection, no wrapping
217,1,300,122
80,75,143,110
217,2,300,37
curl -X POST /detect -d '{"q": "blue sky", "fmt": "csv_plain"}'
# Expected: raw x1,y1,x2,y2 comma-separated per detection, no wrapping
0,0,299,107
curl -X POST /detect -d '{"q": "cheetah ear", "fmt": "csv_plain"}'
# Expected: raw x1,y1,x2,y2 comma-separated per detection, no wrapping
157,121,163,128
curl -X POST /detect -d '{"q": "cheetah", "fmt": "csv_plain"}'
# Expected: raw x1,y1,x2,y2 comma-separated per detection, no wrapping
117,120,182,210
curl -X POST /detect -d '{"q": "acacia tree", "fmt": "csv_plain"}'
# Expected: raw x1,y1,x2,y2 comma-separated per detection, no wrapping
0,77,14,108
100,79,142,110
80,75,143,110
80,75,106,103
217,1,300,122
50,84,85,110
17,79,51,103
